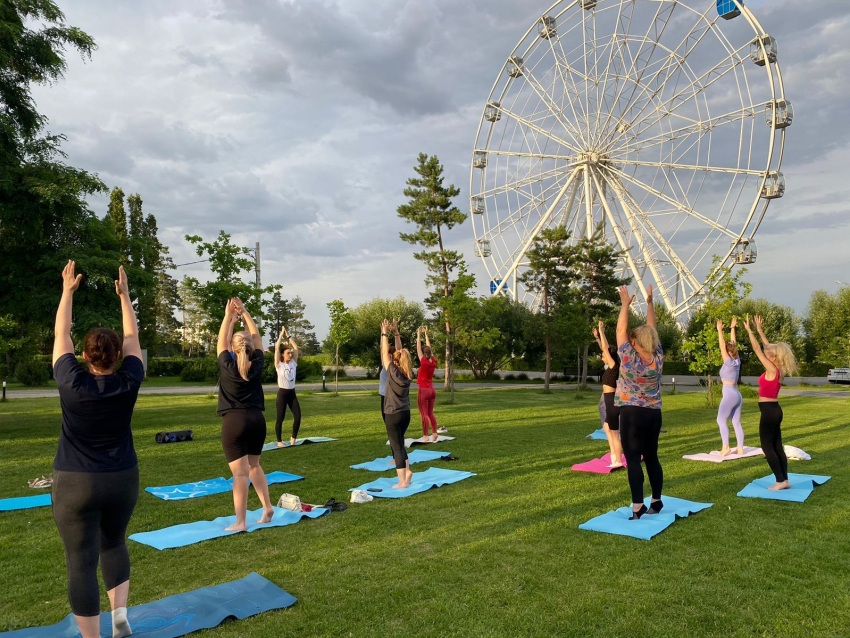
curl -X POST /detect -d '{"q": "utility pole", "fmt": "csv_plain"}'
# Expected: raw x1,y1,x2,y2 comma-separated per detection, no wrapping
254,241,262,335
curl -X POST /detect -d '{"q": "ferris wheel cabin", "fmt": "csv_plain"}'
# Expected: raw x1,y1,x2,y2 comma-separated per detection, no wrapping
750,35,778,66
717,0,742,20
538,16,556,40
505,56,524,78
761,172,785,199
470,196,484,215
766,100,794,129
731,239,758,265
475,239,492,258
484,102,502,122
473,151,488,169
581,0,598,9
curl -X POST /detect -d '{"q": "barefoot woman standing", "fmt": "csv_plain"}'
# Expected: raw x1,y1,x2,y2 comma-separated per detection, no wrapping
216,297,275,530
381,319,414,489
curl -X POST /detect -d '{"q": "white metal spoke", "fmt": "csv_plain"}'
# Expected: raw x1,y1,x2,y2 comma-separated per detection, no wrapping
615,159,763,176
521,65,586,151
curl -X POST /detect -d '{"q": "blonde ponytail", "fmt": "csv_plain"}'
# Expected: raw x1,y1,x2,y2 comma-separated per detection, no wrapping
231,331,255,381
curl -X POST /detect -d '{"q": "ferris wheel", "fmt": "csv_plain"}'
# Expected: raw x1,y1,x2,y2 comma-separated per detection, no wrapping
470,0,791,317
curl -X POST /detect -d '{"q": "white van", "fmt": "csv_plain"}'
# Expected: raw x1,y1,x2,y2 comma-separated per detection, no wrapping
827,368,850,384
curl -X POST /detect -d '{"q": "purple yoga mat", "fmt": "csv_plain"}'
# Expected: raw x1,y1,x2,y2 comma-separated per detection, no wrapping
571,453,629,474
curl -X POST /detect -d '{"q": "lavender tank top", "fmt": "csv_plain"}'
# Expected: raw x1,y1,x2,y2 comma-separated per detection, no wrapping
720,357,740,383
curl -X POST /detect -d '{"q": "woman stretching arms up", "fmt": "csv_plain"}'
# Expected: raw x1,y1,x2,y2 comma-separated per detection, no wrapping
381,318,415,488
216,298,274,530
592,321,623,467
615,285,664,520
273,327,301,447
716,317,744,457
743,314,798,490
51,262,143,638
416,326,439,442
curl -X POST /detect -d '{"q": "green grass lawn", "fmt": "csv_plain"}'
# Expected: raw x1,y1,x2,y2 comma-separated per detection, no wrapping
0,389,848,637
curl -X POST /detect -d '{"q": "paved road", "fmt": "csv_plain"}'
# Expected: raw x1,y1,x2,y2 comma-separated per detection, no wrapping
5,382,847,400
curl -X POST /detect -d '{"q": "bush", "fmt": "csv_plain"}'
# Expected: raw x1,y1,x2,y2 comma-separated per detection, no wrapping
503,373,516,381
662,361,692,376
800,362,832,377
298,359,323,379
180,358,219,382
516,372,529,381
148,357,192,377
324,367,347,378
16,360,51,386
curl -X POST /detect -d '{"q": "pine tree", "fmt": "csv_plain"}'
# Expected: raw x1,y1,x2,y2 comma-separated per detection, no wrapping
106,187,127,254
397,153,466,403
127,194,144,268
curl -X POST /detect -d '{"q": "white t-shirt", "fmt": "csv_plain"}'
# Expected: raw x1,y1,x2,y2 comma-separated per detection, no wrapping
276,360,297,389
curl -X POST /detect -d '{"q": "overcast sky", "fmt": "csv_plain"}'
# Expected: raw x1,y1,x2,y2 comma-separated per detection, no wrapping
32,0,850,338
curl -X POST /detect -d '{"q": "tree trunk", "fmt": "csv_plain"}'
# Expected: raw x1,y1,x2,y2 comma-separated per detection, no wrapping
581,344,589,389
544,288,550,391
334,345,339,397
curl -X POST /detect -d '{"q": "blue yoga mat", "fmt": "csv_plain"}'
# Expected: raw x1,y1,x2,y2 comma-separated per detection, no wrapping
350,467,475,499
587,428,607,440
0,572,294,637
737,472,831,502
262,437,338,452
351,449,451,471
579,496,713,540
145,471,304,500
0,494,51,512
130,506,328,550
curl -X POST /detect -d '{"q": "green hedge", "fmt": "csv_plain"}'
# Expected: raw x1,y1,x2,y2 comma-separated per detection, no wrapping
148,357,192,377
15,360,51,386
180,358,219,382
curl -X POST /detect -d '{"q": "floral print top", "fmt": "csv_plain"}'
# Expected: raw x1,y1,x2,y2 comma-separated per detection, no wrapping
615,342,664,409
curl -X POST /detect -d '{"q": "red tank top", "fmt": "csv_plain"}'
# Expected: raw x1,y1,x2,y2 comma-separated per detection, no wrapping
417,357,436,388
758,372,781,399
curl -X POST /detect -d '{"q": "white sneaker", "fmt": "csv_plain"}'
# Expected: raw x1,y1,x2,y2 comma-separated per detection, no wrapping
350,490,373,504
437,427,448,434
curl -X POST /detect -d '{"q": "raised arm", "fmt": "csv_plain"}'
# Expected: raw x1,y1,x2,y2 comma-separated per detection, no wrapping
416,327,424,360
115,266,142,361
730,316,738,345
595,321,615,368
274,329,284,365
424,326,431,348
53,260,82,365
216,299,238,356
717,319,729,361
616,286,635,347
744,314,777,377
380,319,392,370
754,315,771,347
392,318,402,352
288,332,300,362
233,297,263,351
645,285,656,330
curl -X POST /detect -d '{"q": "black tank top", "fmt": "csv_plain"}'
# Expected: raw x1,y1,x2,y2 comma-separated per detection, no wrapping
601,347,621,388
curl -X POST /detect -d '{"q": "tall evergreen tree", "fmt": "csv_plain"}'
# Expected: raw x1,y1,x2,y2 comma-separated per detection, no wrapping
268,294,318,353
397,153,466,403
127,193,144,268
106,187,127,253
574,224,630,387
519,227,578,390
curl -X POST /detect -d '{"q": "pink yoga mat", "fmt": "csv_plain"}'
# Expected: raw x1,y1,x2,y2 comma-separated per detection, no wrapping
571,453,628,474
682,446,764,463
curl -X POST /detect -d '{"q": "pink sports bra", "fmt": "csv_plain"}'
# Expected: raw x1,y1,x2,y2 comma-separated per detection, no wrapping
758,372,781,399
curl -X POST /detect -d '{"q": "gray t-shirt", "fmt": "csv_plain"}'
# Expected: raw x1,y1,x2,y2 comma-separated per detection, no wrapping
379,368,388,396
382,363,410,414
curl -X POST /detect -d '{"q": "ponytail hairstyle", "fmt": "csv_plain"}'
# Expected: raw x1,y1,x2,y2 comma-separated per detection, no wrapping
83,328,122,372
726,340,739,359
393,349,413,380
231,331,255,381
765,342,798,377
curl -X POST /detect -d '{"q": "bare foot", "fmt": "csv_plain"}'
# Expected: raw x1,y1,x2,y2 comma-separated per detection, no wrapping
737,447,745,456
608,462,623,469
392,482,408,489
719,446,731,457
430,434,439,442
257,509,275,524
768,481,791,491
276,441,285,448
290,438,297,447
420,436,430,443
405,469,413,484
225,522,247,532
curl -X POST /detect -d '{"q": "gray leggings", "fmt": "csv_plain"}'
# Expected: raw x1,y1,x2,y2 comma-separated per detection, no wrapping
717,385,744,448
52,466,139,616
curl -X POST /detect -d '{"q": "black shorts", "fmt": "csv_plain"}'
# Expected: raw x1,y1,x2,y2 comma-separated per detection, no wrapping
603,392,621,431
221,408,266,462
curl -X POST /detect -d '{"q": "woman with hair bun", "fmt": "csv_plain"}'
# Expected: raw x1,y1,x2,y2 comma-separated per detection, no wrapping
716,317,744,456
615,285,664,520
744,314,798,490
51,262,144,638
216,297,274,530
381,318,414,489
415,325,439,442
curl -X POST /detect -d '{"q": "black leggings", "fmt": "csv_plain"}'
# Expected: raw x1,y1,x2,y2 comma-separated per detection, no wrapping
759,402,788,482
619,406,663,503
385,409,411,469
275,388,301,442
52,466,139,616
603,392,621,431
380,394,386,423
